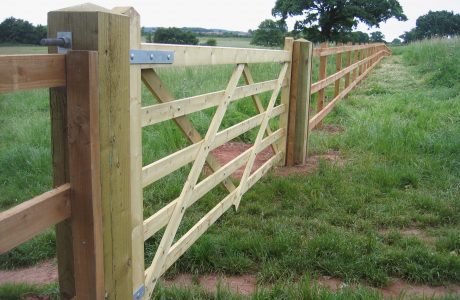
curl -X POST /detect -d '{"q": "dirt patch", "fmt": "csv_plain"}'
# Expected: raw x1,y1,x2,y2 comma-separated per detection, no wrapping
274,150,345,177
313,124,345,134
381,279,460,298
379,227,435,245
0,259,57,285
210,142,274,180
163,273,257,295
164,274,460,298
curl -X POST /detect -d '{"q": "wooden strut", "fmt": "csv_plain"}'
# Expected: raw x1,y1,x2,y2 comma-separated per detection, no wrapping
141,69,236,193
145,64,245,297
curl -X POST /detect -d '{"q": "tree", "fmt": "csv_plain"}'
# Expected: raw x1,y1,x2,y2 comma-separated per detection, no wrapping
399,28,420,43
251,19,286,47
416,10,460,39
153,27,199,45
391,38,402,45
272,0,407,42
370,31,385,43
0,17,46,44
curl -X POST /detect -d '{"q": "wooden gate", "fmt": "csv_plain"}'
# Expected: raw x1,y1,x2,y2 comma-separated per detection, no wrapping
123,9,296,298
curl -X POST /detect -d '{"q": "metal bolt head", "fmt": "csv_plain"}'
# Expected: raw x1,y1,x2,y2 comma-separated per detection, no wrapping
130,53,135,60
150,53,154,60
167,54,171,60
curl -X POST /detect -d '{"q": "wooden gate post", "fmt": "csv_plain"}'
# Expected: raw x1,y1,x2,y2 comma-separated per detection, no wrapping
286,39,313,166
48,4,132,300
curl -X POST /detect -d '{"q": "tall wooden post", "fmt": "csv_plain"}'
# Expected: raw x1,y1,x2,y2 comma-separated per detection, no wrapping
48,4,132,300
286,39,313,166
317,42,328,128
66,50,104,299
278,37,294,166
344,42,352,91
334,43,343,98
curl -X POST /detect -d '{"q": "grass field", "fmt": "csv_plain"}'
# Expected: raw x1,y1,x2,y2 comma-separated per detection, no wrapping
1,38,459,299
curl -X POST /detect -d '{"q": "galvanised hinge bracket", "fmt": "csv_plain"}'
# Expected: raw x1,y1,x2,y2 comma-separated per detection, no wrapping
129,49,174,64
133,284,145,300
40,32,72,54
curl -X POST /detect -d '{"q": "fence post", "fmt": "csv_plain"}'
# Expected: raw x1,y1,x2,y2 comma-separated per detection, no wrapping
344,42,352,92
48,4,132,299
66,50,104,299
278,37,294,166
286,39,313,166
317,42,328,129
334,43,343,98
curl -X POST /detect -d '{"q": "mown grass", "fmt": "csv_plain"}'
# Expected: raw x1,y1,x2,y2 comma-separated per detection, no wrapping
1,39,459,299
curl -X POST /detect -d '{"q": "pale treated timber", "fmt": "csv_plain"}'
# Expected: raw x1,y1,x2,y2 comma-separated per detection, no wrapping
66,50,104,299
143,128,285,240
0,54,66,93
141,78,281,126
234,62,289,210
112,7,145,297
286,39,312,166
0,184,71,254
48,5,133,299
312,43,384,57
278,37,294,166
309,55,386,130
141,105,285,187
140,43,291,67
316,42,328,129
334,43,343,98
311,50,386,94
344,43,352,91
141,68,236,194
242,65,278,154
152,152,284,276
145,64,245,298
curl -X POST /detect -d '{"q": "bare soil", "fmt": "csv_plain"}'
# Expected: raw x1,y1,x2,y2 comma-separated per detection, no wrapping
0,259,57,285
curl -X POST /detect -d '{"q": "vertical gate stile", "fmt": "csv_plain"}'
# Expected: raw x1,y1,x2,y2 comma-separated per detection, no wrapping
145,64,245,297
113,7,145,300
278,37,294,166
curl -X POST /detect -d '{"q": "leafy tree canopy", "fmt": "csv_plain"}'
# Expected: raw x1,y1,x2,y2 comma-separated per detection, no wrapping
251,19,286,47
400,10,460,43
416,10,460,38
153,27,199,45
272,0,407,42
370,31,385,43
0,17,46,45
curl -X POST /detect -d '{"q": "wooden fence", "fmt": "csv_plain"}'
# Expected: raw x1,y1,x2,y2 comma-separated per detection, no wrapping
0,4,390,300
0,51,104,299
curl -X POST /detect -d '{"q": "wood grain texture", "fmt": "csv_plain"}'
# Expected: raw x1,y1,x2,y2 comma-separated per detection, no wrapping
48,5,132,300
316,42,328,129
66,50,104,300
0,54,66,93
286,39,312,166
0,184,71,254
140,43,291,67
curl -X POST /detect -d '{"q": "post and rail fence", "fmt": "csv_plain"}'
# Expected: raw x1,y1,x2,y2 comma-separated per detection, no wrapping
0,3,391,299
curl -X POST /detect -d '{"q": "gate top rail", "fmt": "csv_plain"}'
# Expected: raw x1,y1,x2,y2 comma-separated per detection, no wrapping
0,54,66,93
139,43,292,67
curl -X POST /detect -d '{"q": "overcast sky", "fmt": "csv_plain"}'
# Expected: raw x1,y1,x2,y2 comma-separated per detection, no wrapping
1,0,459,41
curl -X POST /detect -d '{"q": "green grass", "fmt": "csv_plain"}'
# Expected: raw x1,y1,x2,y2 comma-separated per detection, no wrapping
0,283,59,300
0,45,47,55
1,39,460,298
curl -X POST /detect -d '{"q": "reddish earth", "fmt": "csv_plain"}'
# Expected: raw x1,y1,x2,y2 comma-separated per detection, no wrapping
1,261,459,298
0,259,57,285
313,124,345,134
379,227,436,246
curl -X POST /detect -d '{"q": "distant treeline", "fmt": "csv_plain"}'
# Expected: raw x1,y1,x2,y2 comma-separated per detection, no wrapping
400,10,460,43
0,17,46,45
